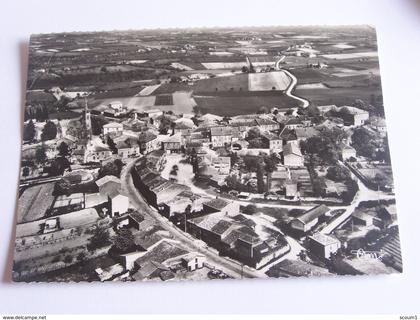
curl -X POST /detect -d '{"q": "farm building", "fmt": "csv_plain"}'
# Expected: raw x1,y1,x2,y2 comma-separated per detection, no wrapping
308,233,341,259
283,142,304,167
290,204,330,233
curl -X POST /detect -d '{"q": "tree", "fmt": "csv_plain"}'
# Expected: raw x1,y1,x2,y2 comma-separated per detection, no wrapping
243,155,259,172
225,174,242,191
365,229,382,244
49,157,70,176
242,204,258,215
246,127,260,141
112,228,135,253
257,162,265,193
35,146,47,163
91,116,108,135
23,120,36,142
326,165,351,182
41,121,57,141
98,159,123,178
57,141,70,157
87,226,110,251
106,136,117,154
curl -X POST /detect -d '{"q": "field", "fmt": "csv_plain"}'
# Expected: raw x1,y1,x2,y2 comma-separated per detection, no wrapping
322,51,378,60
193,73,249,93
195,94,299,116
202,62,247,70
295,86,382,106
170,62,194,71
137,84,161,96
155,94,174,106
18,183,55,223
248,71,290,91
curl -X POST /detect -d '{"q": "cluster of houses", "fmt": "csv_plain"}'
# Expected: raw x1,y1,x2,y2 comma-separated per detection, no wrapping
131,150,290,269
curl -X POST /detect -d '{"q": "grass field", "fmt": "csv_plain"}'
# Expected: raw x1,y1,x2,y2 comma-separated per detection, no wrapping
195,94,298,116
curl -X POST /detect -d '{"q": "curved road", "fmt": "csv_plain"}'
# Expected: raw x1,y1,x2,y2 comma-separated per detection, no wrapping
120,158,265,279
275,56,310,108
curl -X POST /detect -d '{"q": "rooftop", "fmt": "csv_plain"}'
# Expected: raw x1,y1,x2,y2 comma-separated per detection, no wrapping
296,204,330,224
309,233,340,246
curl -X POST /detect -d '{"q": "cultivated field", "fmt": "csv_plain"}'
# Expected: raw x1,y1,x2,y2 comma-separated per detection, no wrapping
202,62,247,70
195,94,299,116
248,71,290,91
322,51,378,60
295,86,383,106
18,183,55,223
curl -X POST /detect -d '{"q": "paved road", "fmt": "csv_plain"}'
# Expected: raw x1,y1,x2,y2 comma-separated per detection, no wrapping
120,159,266,279
320,164,395,234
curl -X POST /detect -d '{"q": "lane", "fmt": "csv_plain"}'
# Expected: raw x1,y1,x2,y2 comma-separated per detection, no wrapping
120,158,266,279
275,56,310,108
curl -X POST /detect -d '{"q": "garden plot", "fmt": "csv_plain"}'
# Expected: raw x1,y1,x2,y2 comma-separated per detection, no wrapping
248,71,291,91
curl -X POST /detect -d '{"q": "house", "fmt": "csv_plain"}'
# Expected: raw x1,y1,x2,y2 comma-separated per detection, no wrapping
180,252,206,271
102,122,124,136
255,118,280,131
268,259,331,277
132,240,189,281
84,142,112,163
138,109,163,119
285,179,298,199
210,126,234,148
173,120,195,136
96,175,121,197
290,204,330,232
261,132,283,152
128,211,145,230
108,189,129,217
211,156,231,175
202,198,240,216
294,127,319,142
370,117,387,137
283,142,304,167
340,143,357,161
138,131,159,154
284,118,304,130
161,133,182,153
158,190,202,219
309,233,341,259
43,217,59,233
115,138,140,159
352,211,374,226
279,128,298,144
338,106,369,126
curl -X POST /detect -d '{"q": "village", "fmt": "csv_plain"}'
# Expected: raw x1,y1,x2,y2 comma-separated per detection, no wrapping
14,26,401,282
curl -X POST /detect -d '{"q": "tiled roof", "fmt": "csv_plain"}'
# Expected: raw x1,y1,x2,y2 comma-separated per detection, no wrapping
296,204,330,224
